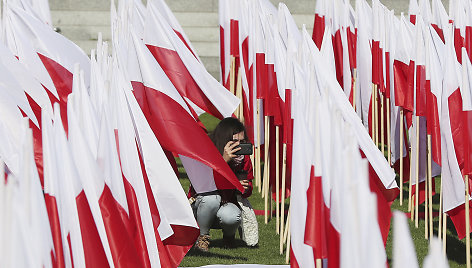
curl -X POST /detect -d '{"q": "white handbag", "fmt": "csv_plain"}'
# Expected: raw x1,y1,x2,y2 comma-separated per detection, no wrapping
237,195,259,246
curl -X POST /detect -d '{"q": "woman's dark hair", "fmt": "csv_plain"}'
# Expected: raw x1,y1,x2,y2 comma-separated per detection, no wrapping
210,117,248,155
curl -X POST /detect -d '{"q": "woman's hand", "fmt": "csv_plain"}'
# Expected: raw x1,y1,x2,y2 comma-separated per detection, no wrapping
240,179,250,192
223,140,241,162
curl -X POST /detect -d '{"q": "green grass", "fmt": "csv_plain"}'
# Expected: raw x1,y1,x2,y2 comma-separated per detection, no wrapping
177,114,470,267
385,176,469,268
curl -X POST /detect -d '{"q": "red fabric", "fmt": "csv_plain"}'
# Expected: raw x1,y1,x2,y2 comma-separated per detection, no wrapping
426,82,442,166
76,191,110,267
98,185,142,267
466,26,472,63
312,14,325,50
410,179,436,205
267,64,284,126
67,233,74,268
448,89,468,170
230,20,239,57
283,89,293,199
372,40,381,86
24,92,45,187
448,200,472,240
122,176,152,268
325,205,340,268
131,81,243,192
256,53,267,100
360,150,398,245
137,147,197,268
290,246,300,268
304,166,328,259
410,15,416,24
44,194,65,268
385,52,391,99
241,155,254,198
347,27,357,70
454,28,465,64
464,111,472,176
431,24,445,43
393,60,410,108
415,65,427,116
146,45,224,120
173,30,198,60
37,53,73,134
404,60,416,112
332,30,344,87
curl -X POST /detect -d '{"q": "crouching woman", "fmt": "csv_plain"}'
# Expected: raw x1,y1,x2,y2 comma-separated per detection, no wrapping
191,117,257,251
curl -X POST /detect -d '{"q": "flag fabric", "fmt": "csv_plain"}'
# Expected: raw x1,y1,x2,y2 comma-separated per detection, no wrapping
120,27,243,194
392,211,419,268
143,0,239,120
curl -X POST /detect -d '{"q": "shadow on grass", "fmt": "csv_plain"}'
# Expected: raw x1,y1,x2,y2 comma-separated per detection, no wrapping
186,246,249,261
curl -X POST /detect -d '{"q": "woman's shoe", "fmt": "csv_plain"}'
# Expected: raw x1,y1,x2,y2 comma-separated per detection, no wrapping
195,234,211,252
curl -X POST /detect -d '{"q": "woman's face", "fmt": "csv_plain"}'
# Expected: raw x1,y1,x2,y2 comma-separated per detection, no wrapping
232,131,245,143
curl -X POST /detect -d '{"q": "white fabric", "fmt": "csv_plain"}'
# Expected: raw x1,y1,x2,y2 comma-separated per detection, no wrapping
392,211,419,268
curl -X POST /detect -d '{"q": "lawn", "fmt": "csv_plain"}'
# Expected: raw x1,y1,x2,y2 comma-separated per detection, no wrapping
177,113,469,267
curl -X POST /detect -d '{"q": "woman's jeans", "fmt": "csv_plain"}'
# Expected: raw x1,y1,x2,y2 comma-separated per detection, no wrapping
191,193,241,237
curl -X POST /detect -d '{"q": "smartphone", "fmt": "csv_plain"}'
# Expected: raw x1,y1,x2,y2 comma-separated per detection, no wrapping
234,142,253,155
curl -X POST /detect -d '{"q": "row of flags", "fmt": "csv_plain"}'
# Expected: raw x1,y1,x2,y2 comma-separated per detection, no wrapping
0,0,251,266
216,0,401,267
312,0,472,241
0,0,465,267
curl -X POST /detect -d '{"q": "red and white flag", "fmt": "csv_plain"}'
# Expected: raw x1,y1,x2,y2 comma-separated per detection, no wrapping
143,0,239,120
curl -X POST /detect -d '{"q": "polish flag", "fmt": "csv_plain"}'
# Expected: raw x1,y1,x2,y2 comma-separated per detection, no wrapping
4,4,90,134
124,29,243,194
123,74,200,267
409,0,419,24
431,0,447,42
143,0,239,120
312,0,326,49
461,48,472,177
44,106,108,267
111,70,163,268
441,26,472,239
152,0,201,61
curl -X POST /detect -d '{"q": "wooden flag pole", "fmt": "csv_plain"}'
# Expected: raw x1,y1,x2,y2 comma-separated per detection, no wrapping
400,109,404,206
264,157,270,224
276,126,280,234
235,71,243,121
256,100,262,193
465,174,470,268
284,208,291,263
283,207,291,246
387,98,391,165
415,116,420,228
280,143,287,254
230,56,236,96
381,94,385,156
262,115,270,198
263,116,270,224
439,176,443,239
425,160,429,239
375,85,379,147
371,85,375,141
428,135,433,239
443,213,447,256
